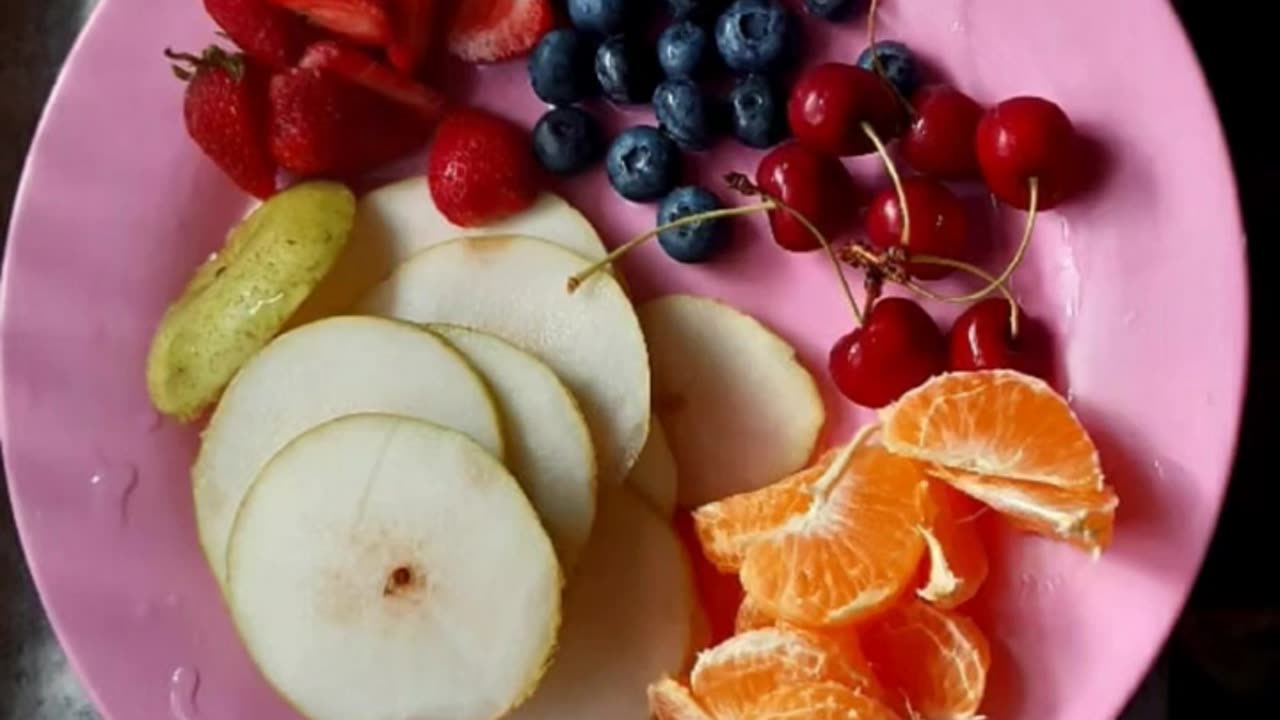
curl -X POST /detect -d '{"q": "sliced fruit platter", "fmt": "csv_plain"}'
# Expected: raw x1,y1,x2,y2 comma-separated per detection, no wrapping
0,0,1248,719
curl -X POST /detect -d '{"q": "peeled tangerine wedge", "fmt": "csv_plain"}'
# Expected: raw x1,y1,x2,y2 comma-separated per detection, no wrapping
226,415,560,720
880,370,1118,552
639,295,825,506
917,482,990,610
626,415,679,517
694,442,932,627
194,316,504,586
505,488,693,719
749,683,902,720
294,183,607,323
359,235,650,485
431,324,597,571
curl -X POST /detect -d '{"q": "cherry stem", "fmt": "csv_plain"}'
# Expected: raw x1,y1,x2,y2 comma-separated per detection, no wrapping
566,203,774,293
865,0,917,117
861,122,910,248
812,423,881,500
905,257,1022,337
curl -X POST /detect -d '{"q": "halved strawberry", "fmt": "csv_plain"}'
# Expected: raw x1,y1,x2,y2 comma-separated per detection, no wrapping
447,0,555,64
386,0,444,76
299,41,447,119
269,0,392,47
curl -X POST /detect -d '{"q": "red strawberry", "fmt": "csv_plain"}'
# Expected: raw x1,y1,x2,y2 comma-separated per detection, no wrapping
298,41,447,120
203,0,314,69
269,66,431,177
269,0,392,47
447,0,555,64
386,0,444,76
167,46,276,198
427,109,538,227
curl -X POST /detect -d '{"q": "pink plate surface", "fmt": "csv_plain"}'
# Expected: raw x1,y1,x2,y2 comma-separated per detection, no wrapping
1,0,1247,718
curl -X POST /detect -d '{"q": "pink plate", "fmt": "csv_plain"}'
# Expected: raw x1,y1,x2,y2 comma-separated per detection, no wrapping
1,0,1247,718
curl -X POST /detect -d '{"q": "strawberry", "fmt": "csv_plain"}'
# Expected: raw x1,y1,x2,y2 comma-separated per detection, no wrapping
298,41,447,120
386,0,444,76
427,109,538,227
447,0,555,64
203,0,314,68
269,0,393,47
167,46,277,198
269,66,431,177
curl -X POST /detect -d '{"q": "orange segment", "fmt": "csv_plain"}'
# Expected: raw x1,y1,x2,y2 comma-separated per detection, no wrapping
648,677,715,720
734,594,775,634
748,682,903,720
880,370,1116,551
861,600,990,720
916,482,989,609
689,627,878,719
737,444,932,626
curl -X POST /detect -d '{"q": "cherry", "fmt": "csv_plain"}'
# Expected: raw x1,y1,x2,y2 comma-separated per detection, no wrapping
787,63,901,157
756,142,858,252
865,177,969,281
975,96,1078,210
829,297,946,408
948,297,1055,379
901,85,984,179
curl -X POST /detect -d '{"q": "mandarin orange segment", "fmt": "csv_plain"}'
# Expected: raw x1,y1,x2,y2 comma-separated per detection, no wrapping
648,676,716,720
689,627,878,719
747,682,904,720
916,481,989,609
861,600,991,720
880,370,1104,493
734,594,776,634
738,444,932,626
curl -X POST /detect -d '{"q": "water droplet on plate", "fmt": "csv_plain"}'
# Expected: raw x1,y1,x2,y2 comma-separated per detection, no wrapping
90,462,139,526
169,666,201,720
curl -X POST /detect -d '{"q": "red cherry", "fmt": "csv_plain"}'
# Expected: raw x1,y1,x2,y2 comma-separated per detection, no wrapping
787,63,901,157
829,297,946,408
865,178,969,281
756,142,858,252
948,298,1053,380
901,85,983,179
975,96,1078,210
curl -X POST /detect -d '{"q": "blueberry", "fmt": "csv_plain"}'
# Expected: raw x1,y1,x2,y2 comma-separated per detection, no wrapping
568,0,629,35
714,0,792,74
803,0,865,20
856,41,921,98
533,107,605,175
666,0,727,22
728,74,786,148
654,79,712,151
529,29,599,106
657,186,726,263
606,127,682,201
596,35,659,105
658,22,711,80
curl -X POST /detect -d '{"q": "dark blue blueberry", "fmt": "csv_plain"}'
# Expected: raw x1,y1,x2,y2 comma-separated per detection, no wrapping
654,79,712,151
533,107,605,175
568,0,629,35
803,0,865,20
728,74,786,148
666,0,727,22
595,35,659,105
856,41,921,98
529,29,599,106
657,186,726,263
606,127,682,202
714,0,792,74
658,22,711,80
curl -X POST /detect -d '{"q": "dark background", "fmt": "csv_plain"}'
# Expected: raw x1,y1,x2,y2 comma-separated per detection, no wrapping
1,0,1274,717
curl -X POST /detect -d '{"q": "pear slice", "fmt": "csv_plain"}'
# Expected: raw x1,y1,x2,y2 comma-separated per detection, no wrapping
359,235,650,486
626,415,678,517
430,324,598,571
294,183,608,324
194,316,504,586
227,414,560,720
639,295,825,506
147,181,355,420
506,488,694,719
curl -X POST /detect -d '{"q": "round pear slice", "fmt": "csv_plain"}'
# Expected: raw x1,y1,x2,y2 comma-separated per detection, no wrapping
626,415,678,517
506,488,694,719
227,414,560,720
194,316,504,586
294,183,608,323
430,324,598,571
639,295,825,506
359,235,650,486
